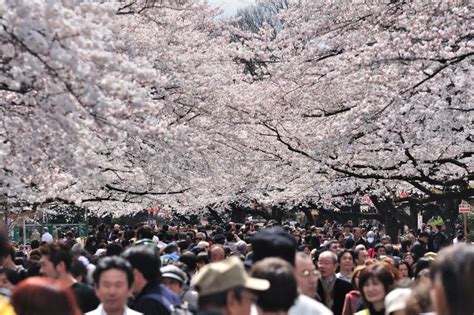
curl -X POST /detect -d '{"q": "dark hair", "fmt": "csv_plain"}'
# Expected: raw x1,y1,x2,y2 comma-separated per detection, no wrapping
397,260,414,278
344,237,355,249
70,260,87,282
136,225,154,240
11,277,81,315
196,252,210,265
250,257,297,312
338,249,355,264
430,245,474,315
179,251,197,273
359,263,395,308
414,257,432,279
40,242,73,272
374,243,386,254
93,256,134,288
106,242,123,257
198,286,244,309
30,240,40,249
26,260,41,278
327,240,340,251
400,239,412,253
0,267,21,285
121,246,161,282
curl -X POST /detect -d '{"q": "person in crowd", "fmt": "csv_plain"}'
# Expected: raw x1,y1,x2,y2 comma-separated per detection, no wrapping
293,253,333,315
0,267,20,293
161,264,197,312
250,257,298,315
366,231,377,249
122,245,180,315
197,241,210,252
410,232,431,262
178,251,198,278
294,252,319,299
327,240,342,255
196,252,210,272
354,247,369,266
401,252,414,270
251,227,298,266
429,244,474,315
352,228,367,247
11,276,82,315
336,250,354,282
252,227,333,314
396,261,413,288
208,244,226,263
355,263,395,315
192,256,270,315
317,251,352,315
372,243,386,258
88,256,141,315
160,242,180,266
342,265,365,315
40,227,53,244
39,242,100,313
404,283,434,315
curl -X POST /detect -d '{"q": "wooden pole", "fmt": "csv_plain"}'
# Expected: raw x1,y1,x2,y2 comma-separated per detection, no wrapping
464,213,468,243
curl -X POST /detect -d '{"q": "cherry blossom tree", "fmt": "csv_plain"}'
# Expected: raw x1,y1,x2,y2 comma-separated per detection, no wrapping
1,0,471,231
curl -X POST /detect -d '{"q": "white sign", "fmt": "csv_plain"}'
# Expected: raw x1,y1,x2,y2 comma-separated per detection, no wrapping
459,200,471,214
417,213,423,230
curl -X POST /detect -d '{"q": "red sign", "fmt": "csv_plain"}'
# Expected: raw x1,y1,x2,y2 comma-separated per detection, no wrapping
459,200,470,214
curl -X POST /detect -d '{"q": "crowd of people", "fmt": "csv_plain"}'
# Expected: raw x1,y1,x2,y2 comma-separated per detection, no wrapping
0,218,472,315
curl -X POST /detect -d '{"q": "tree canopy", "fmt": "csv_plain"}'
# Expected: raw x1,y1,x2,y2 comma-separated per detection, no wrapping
1,0,472,222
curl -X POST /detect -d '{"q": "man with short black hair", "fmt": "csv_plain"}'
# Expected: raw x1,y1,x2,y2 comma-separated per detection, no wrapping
88,256,142,315
354,247,368,266
40,242,100,313
122,245,180,315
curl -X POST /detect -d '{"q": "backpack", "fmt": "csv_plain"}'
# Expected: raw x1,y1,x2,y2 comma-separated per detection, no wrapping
143,292,192,315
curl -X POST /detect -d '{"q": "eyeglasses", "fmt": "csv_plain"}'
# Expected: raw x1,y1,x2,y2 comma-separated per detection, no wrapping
299,269,320,278
317,260,334,265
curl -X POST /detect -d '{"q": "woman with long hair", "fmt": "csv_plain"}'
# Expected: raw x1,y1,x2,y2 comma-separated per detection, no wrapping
355,263,395,315
342,265,365,315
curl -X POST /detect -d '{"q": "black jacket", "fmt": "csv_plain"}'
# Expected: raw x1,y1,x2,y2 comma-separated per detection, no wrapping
130,281,179,315
318,277,353,315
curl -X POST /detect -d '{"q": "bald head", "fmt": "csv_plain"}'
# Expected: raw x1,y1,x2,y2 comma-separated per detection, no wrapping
209,245,225,263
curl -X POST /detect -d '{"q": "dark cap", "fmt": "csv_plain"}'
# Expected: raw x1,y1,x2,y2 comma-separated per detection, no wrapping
251,227,297,265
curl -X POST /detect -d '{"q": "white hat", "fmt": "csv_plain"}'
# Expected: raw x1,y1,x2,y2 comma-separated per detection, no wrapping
385,288,412,315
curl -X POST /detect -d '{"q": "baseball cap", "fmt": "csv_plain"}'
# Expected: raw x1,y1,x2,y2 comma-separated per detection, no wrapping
385,288,412,315
161,265,188,284
191,256,270,297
